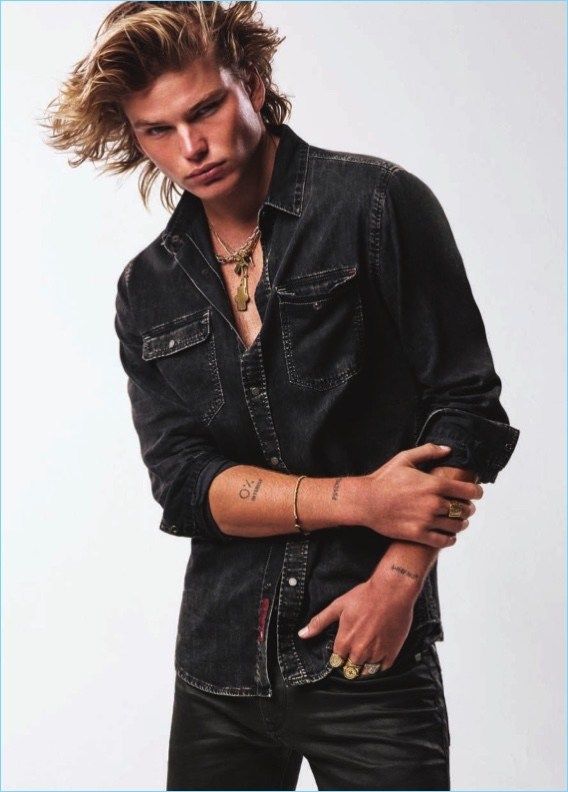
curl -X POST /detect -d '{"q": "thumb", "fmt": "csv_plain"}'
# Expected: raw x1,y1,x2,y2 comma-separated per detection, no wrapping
404,442,452,466
298,602,341,639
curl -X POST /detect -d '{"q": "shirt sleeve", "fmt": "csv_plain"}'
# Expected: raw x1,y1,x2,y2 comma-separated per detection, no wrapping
376,167,520,483
114,262,240,540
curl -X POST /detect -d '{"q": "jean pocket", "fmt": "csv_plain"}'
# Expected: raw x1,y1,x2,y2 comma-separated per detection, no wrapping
141,306,224,424
327,645,426,683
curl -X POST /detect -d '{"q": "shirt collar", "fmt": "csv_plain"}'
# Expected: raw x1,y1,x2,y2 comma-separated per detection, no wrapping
262,121,309,217
161,121,309,250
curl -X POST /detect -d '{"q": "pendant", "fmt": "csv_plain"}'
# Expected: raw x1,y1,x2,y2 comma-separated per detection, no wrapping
235,263,250,311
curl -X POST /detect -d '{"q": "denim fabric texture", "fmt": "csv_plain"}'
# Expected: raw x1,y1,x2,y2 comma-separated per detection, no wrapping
114,122,520,697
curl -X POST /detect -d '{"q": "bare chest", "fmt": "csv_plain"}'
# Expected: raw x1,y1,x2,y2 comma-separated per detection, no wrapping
217,244,265,351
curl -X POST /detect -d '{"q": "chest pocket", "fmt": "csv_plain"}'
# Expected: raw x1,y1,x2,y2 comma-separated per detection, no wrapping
141,306,224,425
275,265,365,390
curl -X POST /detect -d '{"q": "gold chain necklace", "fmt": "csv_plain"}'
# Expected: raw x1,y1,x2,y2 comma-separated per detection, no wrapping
207,133,277,312
210,225,261,311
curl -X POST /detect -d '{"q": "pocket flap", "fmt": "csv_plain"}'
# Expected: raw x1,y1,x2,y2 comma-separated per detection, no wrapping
141,308,210,361
276,266,358,301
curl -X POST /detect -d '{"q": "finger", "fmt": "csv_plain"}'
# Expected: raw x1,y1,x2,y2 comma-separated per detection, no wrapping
429,516,471,533
329,626,357,662
423,530,459,549
360,656,386,676
333,643,367,673
298,603,341,638
402,443,453,465
430,497,475,521
435,498,476,517
379,655,395,672
330,639,350,663
343,648,369,666
436,478,484,501
330,637,371,666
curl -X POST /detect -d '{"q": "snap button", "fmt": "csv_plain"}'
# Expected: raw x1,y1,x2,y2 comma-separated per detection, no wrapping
170,525,178,534
313,301,322,310
270,456,279,466
288,577,297,586
251,386,260,396
168,339,176,348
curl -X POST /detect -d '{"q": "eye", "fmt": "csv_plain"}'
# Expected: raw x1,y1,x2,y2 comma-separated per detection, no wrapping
195,101,220,119
146,126,169,137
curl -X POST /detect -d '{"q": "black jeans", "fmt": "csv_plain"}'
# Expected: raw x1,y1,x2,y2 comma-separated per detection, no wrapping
166,607,451,791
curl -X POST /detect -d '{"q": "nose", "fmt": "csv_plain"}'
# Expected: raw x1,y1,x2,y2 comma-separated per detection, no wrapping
177,125,207,161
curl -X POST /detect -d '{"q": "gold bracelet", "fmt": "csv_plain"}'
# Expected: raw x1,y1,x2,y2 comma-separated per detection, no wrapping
293,475,310,536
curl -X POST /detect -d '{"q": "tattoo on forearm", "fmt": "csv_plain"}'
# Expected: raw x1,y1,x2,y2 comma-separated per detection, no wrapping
391,563,420,581
331,477,343,501
239,478,263,501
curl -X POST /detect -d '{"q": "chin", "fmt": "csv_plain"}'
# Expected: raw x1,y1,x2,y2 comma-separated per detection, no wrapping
191,170,239,200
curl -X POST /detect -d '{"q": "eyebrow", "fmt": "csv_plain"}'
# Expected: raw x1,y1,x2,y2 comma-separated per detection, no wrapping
132,88,226,129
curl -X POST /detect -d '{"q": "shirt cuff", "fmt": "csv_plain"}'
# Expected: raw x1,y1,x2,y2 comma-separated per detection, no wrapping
192,456,241,541
414,407,520,483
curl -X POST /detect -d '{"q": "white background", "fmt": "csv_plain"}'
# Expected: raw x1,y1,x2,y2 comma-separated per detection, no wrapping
2,1,565,789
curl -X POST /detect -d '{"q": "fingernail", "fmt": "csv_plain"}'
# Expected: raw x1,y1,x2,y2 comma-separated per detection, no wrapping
438,445,452,451
298,626,309,637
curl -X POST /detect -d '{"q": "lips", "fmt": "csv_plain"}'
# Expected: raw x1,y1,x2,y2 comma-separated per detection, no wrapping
188,161,226,180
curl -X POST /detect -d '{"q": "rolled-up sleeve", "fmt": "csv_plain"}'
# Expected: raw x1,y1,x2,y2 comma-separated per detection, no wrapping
377,167,520,483
114,262,240,540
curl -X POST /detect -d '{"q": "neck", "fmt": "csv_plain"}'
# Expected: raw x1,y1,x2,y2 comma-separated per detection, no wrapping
202,127,279,232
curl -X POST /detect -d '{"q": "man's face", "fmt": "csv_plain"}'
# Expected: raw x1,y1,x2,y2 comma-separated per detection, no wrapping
122,53,265,200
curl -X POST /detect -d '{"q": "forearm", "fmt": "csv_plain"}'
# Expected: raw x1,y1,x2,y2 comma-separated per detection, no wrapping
369,466,479,600
208,465,365,538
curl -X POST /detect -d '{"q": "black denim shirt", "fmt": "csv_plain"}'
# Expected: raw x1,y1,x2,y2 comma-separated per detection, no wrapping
114,122,520,697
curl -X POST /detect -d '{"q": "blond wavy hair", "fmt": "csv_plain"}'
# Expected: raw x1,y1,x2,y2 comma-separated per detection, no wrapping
41,1,292,211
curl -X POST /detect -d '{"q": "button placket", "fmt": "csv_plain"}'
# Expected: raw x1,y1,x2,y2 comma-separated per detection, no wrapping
239,342,313,684
240,343,289,473
277,536,310,682
241,341,308,681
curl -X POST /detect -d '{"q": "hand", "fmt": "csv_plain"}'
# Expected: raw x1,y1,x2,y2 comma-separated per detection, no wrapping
359,443,484,548
297,576,414,673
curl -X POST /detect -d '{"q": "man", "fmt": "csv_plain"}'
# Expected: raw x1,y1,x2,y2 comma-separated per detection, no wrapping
44,2,520,789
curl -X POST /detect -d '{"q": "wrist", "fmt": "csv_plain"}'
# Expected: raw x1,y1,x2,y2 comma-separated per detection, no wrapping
368,557,425,604
334,474,370,527
292,473,368,533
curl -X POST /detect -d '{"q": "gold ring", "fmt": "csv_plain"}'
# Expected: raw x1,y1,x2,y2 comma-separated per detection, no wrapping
328,652,346,668
448,499,465,519
342,659,363,680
